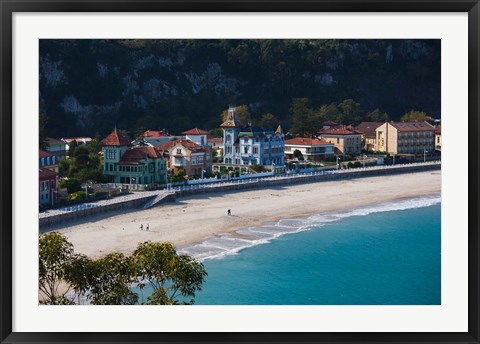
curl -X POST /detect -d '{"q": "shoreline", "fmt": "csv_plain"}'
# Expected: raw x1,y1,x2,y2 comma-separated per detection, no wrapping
53,170,441,259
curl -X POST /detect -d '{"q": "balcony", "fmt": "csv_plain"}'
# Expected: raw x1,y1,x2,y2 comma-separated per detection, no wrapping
172,158,185,167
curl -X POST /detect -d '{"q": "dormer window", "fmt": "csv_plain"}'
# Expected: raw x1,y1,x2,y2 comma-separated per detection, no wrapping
226,134,231,143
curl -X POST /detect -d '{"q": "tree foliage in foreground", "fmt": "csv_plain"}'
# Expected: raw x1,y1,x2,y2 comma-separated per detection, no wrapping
39,232,77,304
133,242,208,305
39,232,207,305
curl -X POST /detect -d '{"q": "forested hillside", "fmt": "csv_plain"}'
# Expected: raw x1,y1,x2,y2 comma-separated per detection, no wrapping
40,39,440,138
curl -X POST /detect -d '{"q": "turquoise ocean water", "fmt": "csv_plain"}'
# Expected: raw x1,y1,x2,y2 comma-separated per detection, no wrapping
183,195,441,305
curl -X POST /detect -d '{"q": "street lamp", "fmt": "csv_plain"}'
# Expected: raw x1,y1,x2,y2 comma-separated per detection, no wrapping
393,153,396,165
424,148,428,163
335,155,340,170
201,169,206,179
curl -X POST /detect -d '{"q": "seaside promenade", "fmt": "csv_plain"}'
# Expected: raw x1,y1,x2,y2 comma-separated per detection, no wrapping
40,161,440,228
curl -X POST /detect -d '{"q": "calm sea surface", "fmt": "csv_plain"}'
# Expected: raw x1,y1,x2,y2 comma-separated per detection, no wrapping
189,196,441,305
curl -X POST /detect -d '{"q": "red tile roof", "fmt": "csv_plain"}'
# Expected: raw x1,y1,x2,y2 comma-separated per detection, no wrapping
39,168,58,180
355,122,384,137
182,128,209,135
101,129,131,146
318,125,363,136
285,138,333,146
118,146,164,165
159,138,206,153
390,121,435,132
142,130,172,138
39,149,55,158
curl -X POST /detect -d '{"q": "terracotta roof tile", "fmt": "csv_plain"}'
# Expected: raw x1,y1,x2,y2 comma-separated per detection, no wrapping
390,121,435,132
285,138,333,146
39,168,58,179
355,122,384,137
318,125,362,136
101,129,131,146
39,149,55,158
182,128,209,135
159,138,206,153
118,146,164,165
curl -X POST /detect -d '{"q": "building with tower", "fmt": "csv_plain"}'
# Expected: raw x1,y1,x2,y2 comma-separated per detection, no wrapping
220,106,285,166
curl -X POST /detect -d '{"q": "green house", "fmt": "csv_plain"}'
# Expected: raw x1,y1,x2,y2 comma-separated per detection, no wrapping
101,129,167,185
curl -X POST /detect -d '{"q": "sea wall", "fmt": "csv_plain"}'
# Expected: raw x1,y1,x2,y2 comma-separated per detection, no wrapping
40,163,439,228
39,193,175,228
173,163,441,198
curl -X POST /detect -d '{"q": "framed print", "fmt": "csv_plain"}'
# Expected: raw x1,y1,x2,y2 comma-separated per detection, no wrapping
1,0,479,343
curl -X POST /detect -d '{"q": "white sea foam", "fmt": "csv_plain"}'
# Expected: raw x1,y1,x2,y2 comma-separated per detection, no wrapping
180,194,441,262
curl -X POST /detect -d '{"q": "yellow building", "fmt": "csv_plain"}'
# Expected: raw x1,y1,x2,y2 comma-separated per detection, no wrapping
355,122,383,151
317,125,362,155
375,121,435,154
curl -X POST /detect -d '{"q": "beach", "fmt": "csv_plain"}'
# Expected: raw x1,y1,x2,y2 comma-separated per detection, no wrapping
53,170,441,259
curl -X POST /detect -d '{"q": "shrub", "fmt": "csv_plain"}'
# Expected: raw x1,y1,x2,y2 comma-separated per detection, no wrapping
69,191,86,202
60,178,82,194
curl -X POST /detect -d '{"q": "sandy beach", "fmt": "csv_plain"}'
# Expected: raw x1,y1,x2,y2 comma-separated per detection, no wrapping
53,171,441,259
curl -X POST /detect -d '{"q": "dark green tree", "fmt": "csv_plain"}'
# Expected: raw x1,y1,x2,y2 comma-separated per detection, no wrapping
290,98,317,137
293,149,304,160
39,232,76,304
39,113,49,150
338,99,362,125
401,110,430,122
59,178,82,193
87,252,138,305
132,242,207,305
68,140,78,158
259,113,279,130
366,108,389,122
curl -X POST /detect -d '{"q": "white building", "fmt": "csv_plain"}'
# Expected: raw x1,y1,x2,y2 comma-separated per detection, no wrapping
284,137,335,162
220,106,285,166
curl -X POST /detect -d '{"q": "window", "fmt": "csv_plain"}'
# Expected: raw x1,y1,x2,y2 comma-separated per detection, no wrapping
253,147,258,154
244,146,248,154
177,149,182,154
51,180,55,188
337,138,340,144
226,135,231,143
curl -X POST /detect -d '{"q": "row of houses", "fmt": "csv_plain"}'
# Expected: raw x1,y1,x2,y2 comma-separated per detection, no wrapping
39,105,441,206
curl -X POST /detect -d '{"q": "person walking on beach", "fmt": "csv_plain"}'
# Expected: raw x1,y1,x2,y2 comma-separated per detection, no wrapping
140,224,143,231
227,209,231,216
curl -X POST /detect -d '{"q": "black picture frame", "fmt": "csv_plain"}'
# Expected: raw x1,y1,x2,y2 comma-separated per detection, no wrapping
1,1,479,343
